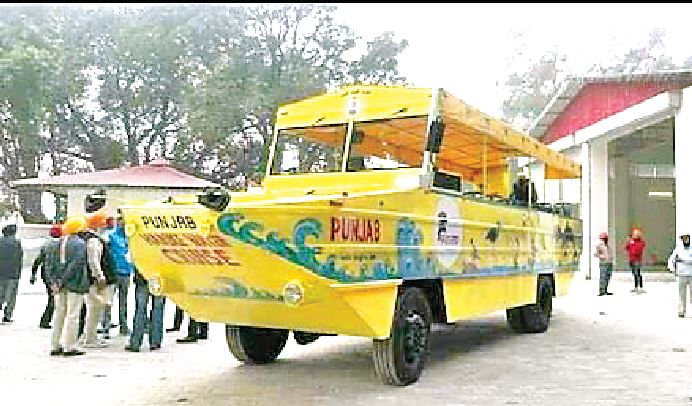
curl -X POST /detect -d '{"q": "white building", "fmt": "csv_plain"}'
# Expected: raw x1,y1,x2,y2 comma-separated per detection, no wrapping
11,159,221,220
527,70,692,278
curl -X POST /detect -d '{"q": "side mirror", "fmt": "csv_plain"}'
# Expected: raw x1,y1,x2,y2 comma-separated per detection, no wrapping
198,188,231,212
426,116,444,153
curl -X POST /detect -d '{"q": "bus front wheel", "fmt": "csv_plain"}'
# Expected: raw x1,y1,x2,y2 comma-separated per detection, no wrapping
225,325,288,364
372,287,432,386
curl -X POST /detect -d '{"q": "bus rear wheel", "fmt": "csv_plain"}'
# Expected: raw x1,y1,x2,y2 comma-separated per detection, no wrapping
506,276,553,334
225,325,288,364
373,287,432,386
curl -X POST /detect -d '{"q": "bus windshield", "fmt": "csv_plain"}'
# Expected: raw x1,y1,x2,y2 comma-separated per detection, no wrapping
270,124,348,175
346,116,426,172
270,116,428,175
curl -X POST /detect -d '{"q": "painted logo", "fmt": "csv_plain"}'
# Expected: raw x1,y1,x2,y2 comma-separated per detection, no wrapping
330,217,381,243
434,197,462,269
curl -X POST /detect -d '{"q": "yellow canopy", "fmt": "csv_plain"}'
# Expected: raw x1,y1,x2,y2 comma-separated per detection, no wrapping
275,85,581,180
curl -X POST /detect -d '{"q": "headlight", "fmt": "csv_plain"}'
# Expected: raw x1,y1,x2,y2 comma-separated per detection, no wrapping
148,278,162,296
283,282,304,306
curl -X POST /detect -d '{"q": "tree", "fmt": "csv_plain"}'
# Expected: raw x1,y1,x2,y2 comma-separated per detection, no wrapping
94,8,188,166
0,4,410,207
501,28,687,134
181,4,409,184
598,28,677,75
501,50,568,131
348,31,409,85
0,7,62,220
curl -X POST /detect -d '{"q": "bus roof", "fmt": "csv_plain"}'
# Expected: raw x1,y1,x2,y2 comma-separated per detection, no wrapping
275,85,581,180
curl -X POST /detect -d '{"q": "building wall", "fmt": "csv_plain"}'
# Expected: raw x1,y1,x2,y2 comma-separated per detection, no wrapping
629,177,676,266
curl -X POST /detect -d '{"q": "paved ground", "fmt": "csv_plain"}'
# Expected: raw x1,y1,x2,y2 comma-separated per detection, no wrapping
1,270,692,406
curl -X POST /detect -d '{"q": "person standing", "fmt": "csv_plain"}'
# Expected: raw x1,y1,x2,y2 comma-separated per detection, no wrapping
30,224,63,328
0,224,23,323
595,231,613,296
668,233,692,318
79,210,116,348
106,215,133,336
626,228,646,294
49,216,90,356
125,267,164,352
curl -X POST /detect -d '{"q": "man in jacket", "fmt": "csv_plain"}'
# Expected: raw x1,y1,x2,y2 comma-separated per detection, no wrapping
49,217,90,356
30,224,62,328
668,233,692,318
79,210,114,348
0,224,23,323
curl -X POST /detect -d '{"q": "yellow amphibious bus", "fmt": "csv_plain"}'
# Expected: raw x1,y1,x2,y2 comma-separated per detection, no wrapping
119,85,582,386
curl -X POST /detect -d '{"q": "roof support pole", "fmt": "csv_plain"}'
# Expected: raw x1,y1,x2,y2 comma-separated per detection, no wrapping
265,126,281,179
341,119,355,172
422,88,444,184
675,87,692,239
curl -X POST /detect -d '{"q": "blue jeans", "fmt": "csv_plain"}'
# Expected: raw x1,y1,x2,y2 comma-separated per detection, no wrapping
129,282,164,349
599,263,613,294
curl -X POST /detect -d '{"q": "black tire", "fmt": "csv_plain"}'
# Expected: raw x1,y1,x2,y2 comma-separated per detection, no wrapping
506,307,527,333
293,331,321,345
225,325,288,364
520,276,553,333
373,287,432,386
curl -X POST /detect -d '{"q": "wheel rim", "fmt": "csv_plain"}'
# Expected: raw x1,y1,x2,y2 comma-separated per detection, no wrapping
403,311,427,366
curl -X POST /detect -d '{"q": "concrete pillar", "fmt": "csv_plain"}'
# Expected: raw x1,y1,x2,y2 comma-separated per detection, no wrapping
590,139,609,277
675,87,692,238
609,157,630,270
580,143,591,278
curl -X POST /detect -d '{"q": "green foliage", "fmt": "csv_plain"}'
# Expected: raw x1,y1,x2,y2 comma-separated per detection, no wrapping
501,51,568,131
0,4,409,211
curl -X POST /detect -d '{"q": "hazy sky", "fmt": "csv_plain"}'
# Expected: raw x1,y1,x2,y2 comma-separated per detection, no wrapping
7,3,692,117
334,3,692,116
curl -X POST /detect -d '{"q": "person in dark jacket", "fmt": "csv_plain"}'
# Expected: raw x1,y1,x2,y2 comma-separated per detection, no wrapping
0,224,23,323
49,216,90,356
30,224,63,328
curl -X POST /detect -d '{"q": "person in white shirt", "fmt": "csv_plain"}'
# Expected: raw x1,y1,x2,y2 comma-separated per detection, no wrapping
667,233,692,318
594,232,614,296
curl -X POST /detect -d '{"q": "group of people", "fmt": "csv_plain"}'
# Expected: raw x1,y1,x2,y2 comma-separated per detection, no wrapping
595,227,692,318
1,210,210,356
594,228,646,296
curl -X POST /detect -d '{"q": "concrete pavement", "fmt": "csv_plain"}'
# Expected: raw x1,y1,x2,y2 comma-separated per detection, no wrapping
1,270,692,406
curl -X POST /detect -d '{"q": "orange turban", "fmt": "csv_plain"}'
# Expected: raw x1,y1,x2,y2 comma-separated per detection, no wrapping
87,209,109,229
62,216,87,235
